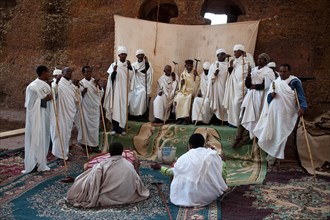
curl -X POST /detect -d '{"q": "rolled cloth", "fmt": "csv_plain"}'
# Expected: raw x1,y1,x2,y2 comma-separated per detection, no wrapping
259,53,271,63
233,44,245,52
267,62,276,68
135,49,145,56
203,61,211,70
216,48,226,55
117,45,128,55
53,68,62,75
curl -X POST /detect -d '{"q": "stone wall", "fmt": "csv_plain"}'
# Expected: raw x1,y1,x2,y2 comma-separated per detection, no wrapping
0,0,329,119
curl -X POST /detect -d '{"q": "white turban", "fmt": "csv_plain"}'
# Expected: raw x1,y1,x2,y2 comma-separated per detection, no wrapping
203,61,211,70
135,49,145,56
117,46,128,55
216,48,226,55
52,68,62,76
233,44,245,52
267,62,276,68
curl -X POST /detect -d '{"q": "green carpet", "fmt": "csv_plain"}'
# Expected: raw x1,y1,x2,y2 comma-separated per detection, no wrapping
101,121,267,186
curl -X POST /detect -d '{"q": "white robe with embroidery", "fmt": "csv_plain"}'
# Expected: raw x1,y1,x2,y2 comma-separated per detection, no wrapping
170,148,228,207
223,54,255,126
130,61,153,116
51,77,78,160
23,79,51,173
153,74,178,121
75,78,103,147
253,76,299,159
208,61,229,121
103,61,134,128
192,72,212,123
241,66,275,139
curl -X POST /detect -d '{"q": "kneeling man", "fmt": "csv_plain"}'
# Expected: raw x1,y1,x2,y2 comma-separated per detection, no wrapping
67,142,149,208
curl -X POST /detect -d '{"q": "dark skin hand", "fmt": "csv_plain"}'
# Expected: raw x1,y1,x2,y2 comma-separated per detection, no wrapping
43,94,53,102
150,162,161,170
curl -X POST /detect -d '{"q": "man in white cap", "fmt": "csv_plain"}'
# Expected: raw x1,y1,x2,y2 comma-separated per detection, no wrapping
191,61,213,124
153,65,178,123
129,49,153,120
232,53,275,148
51,67,79,160
174,59,200,125
22,65,52,174
223,44,255,127
207,49,229,124
103,46,134,135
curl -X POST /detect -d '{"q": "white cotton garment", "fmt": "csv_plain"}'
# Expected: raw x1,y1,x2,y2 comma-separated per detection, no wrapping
22,78,51,173
170,148,228,207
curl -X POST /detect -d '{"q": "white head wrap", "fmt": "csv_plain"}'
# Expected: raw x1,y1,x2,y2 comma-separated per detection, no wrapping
203,61,211,70
52,68,62,76
233,44,245,52
135,49,145,56
267,62,276,68
216,48,226,55
117,46,128,55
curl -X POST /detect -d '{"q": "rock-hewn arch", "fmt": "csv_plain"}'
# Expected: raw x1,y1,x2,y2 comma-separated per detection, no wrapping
138,0,178,23
201,0,245,23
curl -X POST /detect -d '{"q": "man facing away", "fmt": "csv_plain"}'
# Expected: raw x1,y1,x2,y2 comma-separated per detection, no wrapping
152,133,228,207
174,59,200,125
103,46,134,135
22,65,52,174
207,49,229,124
153,65,178,123
67,142,149,208
51,67,79,160
253,64,307,165
75,66,103,153
223,44,255,127
191,62,213,124
130,49,153,120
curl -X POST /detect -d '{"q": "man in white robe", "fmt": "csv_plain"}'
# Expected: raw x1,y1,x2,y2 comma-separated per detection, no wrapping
75,66,104,152
51,67,79,160
253,64,307,165
170,133,227,207
232,53,276,147
153,65,178,123
67,142,149,208
267,61,279,79
223,44,255,127
208,49,229,124
192,62,213,124
22,65,52,174
103,46,134,135
130,49,153,119
50,68,62,149
174,59,200,125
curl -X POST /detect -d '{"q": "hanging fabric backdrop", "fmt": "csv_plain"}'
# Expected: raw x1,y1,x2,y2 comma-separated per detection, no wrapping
114,15,260,96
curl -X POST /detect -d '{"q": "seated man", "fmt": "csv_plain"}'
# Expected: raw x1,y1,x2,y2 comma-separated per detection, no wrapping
152,133,228,207
67,142,149,208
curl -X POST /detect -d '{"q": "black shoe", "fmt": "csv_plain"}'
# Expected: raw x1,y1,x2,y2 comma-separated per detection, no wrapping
176,119,183,124
182,119,188,125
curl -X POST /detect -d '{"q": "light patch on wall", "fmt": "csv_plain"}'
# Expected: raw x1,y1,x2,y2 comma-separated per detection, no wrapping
204,13,227,25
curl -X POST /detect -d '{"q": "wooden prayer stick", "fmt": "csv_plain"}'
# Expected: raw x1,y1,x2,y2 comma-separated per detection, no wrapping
126,64,129,133
76,88,90,159
242,56,245,98
98,87,109,153
294,89,316,178
152,182,172,220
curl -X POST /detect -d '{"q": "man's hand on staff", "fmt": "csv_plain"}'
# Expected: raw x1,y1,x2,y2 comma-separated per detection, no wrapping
127,60,132,70
214,69,220,76
298,108,304,117
44,94,53,102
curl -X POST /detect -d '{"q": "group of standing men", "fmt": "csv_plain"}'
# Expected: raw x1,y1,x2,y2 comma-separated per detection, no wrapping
23,43,307,173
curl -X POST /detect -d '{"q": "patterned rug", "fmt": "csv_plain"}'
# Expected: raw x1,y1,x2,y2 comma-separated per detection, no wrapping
102,121,267,186
0,158,222,220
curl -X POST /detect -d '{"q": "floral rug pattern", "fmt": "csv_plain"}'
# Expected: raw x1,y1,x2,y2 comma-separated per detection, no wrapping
245,176,330,219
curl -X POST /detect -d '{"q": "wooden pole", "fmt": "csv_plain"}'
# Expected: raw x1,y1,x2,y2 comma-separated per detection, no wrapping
242,56,245,98
126,63,129,133
98,87,109,153
76,87,90,159
294,89,316,178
